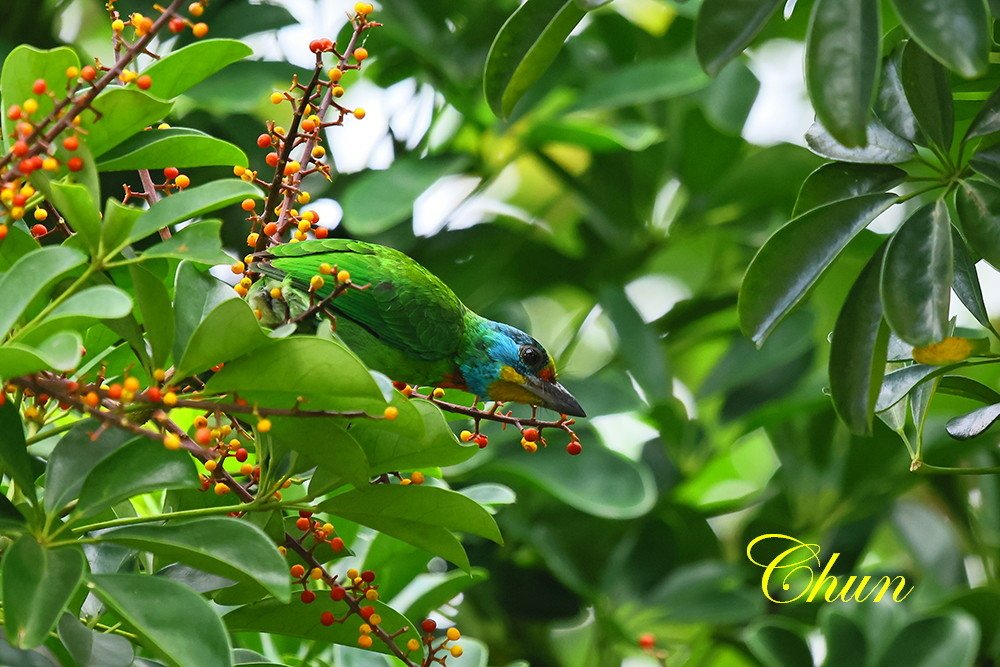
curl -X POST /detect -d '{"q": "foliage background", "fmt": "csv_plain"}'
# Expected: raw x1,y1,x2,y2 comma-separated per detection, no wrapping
4,0,1000,665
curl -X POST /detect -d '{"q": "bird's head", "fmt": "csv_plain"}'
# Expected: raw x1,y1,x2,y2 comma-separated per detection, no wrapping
460,321,585,417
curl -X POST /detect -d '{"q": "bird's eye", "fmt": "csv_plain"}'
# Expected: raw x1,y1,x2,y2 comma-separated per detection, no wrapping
520,346,543,369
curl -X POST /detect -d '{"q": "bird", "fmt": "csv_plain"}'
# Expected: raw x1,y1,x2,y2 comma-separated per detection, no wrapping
249,238,585,417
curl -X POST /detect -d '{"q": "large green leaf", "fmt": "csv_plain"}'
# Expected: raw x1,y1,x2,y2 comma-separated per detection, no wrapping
793,163,905,218
175,299,274,379
946,403,1000,440
743,619,813,667
969,145,1000,186
484,0,586,117
58,614,134,667
126,180,262,245
571,56,710,112
830,244,890,436
141,219,232,266
0,401,37,506
695,0,783,76
806,121,915,163
950,226,997,337
89,573,232,667
739,193,895,345
101,199,142,253
44,420,137,514
889,0,988,78
965,87,1000,141
876,614,978,667
0,332,84,379
46,182,101,253
881,201,952,346
0,246,86,339
2,537,85,648
130,264,175,369
81,89,173,158
0,45,79,152
267,417,370,490
900,40,954,151
319,485,502,570
956,180,1000,270
16,285,133,347
72,439,200,520
172,260,235,363
142,39,253,100
97,128,248,172
805,0,879,147
100,518,290,601
400,568,489,622
876,49,921,142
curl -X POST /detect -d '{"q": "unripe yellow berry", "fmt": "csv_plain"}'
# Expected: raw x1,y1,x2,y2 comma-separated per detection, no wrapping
446,627,460,641
358,635,373,648
337,270,350,283
332,86,345,98
33,208,47,221
410,471,425,485
112,19,125,31
163,391,178,407
297,191,311,204
384,406,398,420
365,588,378,600
214,482,229,495
205,459,217,472
163,433,181,450
450,645,463,658
407,638,420,651
270,92,284,104
309,275,325,292
353,108,366,119
257,418,272,432
22,99,38,115
231,261,246,274
460,430,473,442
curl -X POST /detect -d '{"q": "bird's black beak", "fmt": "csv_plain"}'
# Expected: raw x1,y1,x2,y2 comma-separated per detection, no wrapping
525,376,586,417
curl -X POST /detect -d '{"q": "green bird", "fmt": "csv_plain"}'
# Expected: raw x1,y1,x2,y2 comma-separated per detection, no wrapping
249,239,585,417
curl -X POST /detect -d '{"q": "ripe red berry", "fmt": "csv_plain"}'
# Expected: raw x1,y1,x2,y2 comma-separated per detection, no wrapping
309,39,324,53
7,105,21,120
265,152,279,167
256,133,271,148
12,141,28,157
299,510,313,518
67,156,84,172
30,224,47,237
566,440,582,456
235,447,248,462
360,570,375,583
296,517,311,531
146,387,162,402
330,537,345,552
63,135,79,151
473,434,489,449
12,194,26,207
522,428,539,442
169,18,186,32
195,427,212,445
163,166,179,179
313,226,329,239
301,590,316,604
19,159,35,174
320,611,335,626
359,606,375,620
32,79,46,94
136,75,152,90
81,65,97,82
421,619,436,633
639,633,655,650
290,564,306,578
29,155,43,171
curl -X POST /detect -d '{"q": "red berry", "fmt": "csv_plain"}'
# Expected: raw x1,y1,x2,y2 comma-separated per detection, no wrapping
67,156,84,172
146,387,162,402
63,135,79,151
522,428,539,442
359,606,375,620
290,564,306,578
32,79,46,94
296,517,311,531
19,159,35,174
265,152,279,167
309,39,324,53
12,194,26,207
195,427,212,445
136,75,152,90
473,434,488,449
639,633,655,650
321,39,334,51
7,105,21,120
80,66,97,82
30,224,47,237
313,226,328,239
421,619,436,633
330,586,346,601
256,133,271,148
320,611,335,626
360,570,375,583
566,440,582,456
330,537,345,552
0,225,8,240
235,447,248,462
169,18,186,33
29,155,43,171
12,141,28,157
301,590,316,604
163,166,179,179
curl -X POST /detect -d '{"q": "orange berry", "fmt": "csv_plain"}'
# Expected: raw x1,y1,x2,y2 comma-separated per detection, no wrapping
354,47,368,62
136,75,152,90
241,198,256,212
358,635,373,649
81,66,97,82
174,174,190,188
189,2,204,16
192,22,209,38
214,482,229,495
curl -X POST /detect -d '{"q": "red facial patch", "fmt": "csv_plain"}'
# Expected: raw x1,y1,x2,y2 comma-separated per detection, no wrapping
539,366,555,382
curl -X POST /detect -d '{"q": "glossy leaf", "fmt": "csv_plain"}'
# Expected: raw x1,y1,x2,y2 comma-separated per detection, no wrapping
965,87,1000,141
950,225,999,336
793,163,906,216
877,362,967,411
938,376,1000,404
889,0,988,78
0,402,37,506
2,537,85,648
172,260,235,362
100,518,290,601
72,439,200,520
900,40,954,151
126,180,262,245
739,193,895,345
47,182,100,252
175,298,274,378
130,264,175,369
483,0,586,117
881,201,953,346
89,573,232,667
16,285,133,347
400,568,489,621
805,0,879,146
946,403,1000,440
876,49,921,142
876,614,978,667
58,614,134,667
0,246,86,339
97,128,248,172
101,199,142,256
141,219,232,266
142,39,253,100
806,120,915,163
81,89,173,158
0,332,84,379
830,244,889,435
0,46,78,151
695,0,783,76
267,417,369,490
44,420,137,513
969,145,1000,186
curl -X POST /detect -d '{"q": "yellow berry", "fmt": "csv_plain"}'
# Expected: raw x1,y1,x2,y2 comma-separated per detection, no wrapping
359,623,372,635
354,48,368,62
192,22,209,38
163,391,178,407
309,275,324,292
214,482,229,495
369,613,382,625
319,263,333,275
205,459,218,472
432,387,446,398
365,588,379,600
247,232,259,246
233,165,246,176
22,99,38,115
153,368,166,382
231,261,246,274
337,270,350,283
297,191,311,204
112,19,125,31
332,86,345,98
446,627,461,641
42,157,58,171
270,92,284,104
450,645,463,658
284,161,301,175
33,208,47,221
189,2,204,16
311,145,326,158
163,433,181,450
257,418,272,432
353,108,366,119
123,377,140,392
383,406,398,420
66,66,79,78
270,287,282,299
410,471,425,485
174,174,190,188
407,638,420,652
298,219,312,232
347,568,359,579
460,430,473,442
400,478,412,486
310,567,323,580
358,635,373,649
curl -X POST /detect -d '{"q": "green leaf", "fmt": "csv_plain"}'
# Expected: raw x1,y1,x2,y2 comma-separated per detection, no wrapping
571,56,710,112
820,610,867,667
127,179,262,245
141,219,232,266
965,87,1000,141
900,40,954,151
0,225,39,271
700,60,761,134
889,0,988,78
743,619,813,667
100,518,290,601
526,119,665,152
806,120,916,163
81,89,174,158
267,417,370,490
830,244,890,436
793,163,906,216
205,337,387,413
142,39,253,100
97,128,248,172
400,568,489,621
0,402,37,506
695,0,783,76
46,182,101,253
130,264,175,369
739,193,895,345
484,0,586,117
876,48,921,142
969,145,1000,186
805,0,880,147
950,225,998,336
175,298,272,378
172,260,234,363
341,157,465,236
318,485,502,570
89,573,232,667
72,439,200,520
946,403,1000,440
16,285,133,347
881,201,953,346
877,362,966,411
2,537,85,648
0,246,86,339
0,332,84,379
939,375,1000,403
44,420,137,514
876,614,978,667
0,46,79,152
224,598,420,659
102,199,142,254
955,180,1000,268
58,614,134,667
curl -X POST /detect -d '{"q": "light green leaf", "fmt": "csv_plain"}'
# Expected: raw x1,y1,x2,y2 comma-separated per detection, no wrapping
175,299,272,379
0,331,84,379
102,199,142,254
2,537,85,648
571,56,710,112
793,163,906,217
0,46,79,152
16,285,133,347
97,128,248,172
126,180,262,245
0,246,86,339
46,182,100,253
142,39,253,100
267,417,369,490
130,264,175,369
81,89,174,158
142,219,232,266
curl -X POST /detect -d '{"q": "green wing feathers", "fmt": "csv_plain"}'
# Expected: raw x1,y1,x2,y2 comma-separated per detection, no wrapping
255,239,466,362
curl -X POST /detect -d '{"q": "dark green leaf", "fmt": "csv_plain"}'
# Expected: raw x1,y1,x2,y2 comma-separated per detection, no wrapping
969,145,1000,186
126,180,262,245
58,614,134,667
950,225,1000,337
946,403,1000,440
44,420,137,514
876,614,978,667
483,0,586,117
820,610,867,667
172,261,234,363
266,417,369,490
695,0,783,76
130,264,175,369
877,362,968,411
938,375,1000,403
830,244,890,435
141,39,253,100
900,40,954,150
100,518,290,601
739,193,895,345
0,246,86,339
97,128,248,172
47,183,100,253
700,60,761,134
793,163,906,216
881,201,953,345
743,620,813,667
889,0,988,78
876,49,921,142
806,120,916,163
141,219,232,266
965,87,1000,141
81,89,173,158
805,0,879,146
571,56,710,112
0,401,38,506
89,573,232,667
2,537,85,648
